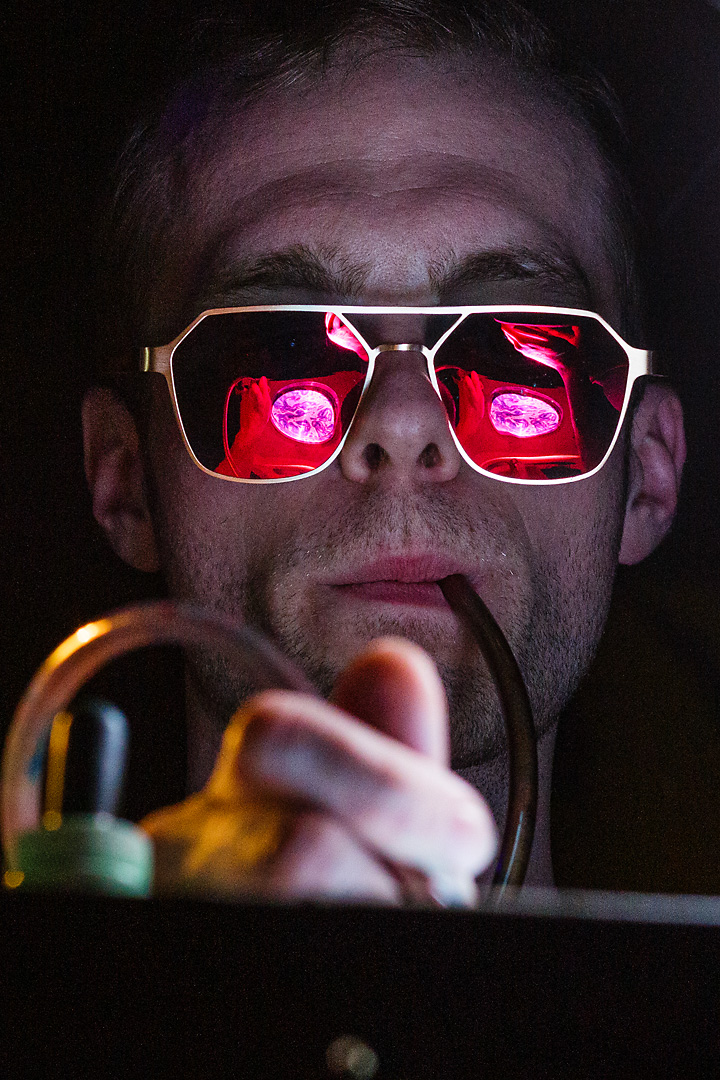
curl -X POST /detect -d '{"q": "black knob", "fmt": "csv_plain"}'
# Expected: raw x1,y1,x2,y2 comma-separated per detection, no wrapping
42,698,129,818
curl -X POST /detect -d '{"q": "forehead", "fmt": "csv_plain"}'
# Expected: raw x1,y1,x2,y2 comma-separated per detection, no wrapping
157,57,618,330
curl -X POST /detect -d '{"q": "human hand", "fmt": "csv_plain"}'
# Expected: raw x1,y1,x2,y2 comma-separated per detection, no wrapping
454,369,486,446
218,377,273,475
141,638,497,906
498,322,580,377
232,377,272,448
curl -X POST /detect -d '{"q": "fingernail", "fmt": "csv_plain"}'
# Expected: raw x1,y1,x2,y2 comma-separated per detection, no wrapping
428,873,479,909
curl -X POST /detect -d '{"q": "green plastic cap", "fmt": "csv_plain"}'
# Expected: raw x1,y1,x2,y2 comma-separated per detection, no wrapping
15,814,153,898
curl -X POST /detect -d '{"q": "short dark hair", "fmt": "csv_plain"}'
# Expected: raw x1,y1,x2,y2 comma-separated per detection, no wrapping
97,0,640,369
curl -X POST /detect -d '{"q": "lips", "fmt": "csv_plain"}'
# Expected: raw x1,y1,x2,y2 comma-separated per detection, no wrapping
327,555,473,608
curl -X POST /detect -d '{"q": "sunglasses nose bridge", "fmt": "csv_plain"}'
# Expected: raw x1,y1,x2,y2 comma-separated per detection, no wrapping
370,342,436,387
375,342,427,353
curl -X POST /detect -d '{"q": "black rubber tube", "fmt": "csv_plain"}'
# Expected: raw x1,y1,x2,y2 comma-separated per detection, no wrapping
438,574,538,895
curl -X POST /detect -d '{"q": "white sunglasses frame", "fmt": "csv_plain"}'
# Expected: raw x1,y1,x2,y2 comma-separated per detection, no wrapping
143,304,653,486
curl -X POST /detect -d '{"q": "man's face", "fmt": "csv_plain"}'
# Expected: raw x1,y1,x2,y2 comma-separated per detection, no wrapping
140,57,628,769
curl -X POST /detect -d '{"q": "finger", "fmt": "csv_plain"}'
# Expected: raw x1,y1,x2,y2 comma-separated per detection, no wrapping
263,811,402,903
142,795,402,903
215,691,497,889
330,637,449,764
141,789,289,895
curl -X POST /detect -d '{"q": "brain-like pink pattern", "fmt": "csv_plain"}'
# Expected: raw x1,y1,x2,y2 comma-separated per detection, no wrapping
271,387,336,443
489,392,560,438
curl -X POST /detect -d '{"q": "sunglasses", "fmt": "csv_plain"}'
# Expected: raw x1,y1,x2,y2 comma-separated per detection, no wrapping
142,305,652,485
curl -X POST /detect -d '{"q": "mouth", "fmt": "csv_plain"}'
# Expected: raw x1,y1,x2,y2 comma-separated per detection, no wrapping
327,556,474,609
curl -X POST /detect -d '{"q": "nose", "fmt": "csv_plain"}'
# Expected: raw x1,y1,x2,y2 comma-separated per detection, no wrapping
340,349,462,484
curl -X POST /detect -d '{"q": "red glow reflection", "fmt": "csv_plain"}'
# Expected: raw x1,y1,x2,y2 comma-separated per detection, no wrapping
270,387,336,443
324,312,367,357
490,392,561,437
497,322,580,369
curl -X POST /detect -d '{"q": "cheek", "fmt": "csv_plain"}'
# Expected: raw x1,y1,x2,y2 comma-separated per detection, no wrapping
143,390,249,598
514,457,627,610
143,388,315,604
504,460,627,726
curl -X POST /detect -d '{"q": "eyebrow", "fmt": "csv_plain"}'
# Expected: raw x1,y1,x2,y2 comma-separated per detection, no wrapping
200,242,592,306
430,247,593,304
200,246,371,304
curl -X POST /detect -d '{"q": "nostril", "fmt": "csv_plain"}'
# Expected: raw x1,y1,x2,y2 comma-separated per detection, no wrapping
419,443,442,469
363,443,388,471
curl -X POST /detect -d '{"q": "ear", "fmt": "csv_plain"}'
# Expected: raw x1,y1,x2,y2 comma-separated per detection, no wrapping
618,383,686,565
82,387,160,572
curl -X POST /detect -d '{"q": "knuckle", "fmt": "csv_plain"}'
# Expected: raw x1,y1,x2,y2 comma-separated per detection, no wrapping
266,811,401,903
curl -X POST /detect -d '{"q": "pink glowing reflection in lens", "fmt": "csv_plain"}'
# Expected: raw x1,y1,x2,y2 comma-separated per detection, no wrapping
497,322,581,367
490,393,561,438
324,312,367,358
271,387,336,443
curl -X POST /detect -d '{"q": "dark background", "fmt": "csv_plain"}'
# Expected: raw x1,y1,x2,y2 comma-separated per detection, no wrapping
2,0,720,891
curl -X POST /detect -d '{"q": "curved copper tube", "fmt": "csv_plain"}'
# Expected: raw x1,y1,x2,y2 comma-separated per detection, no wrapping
3,578,537,895
438,575,538,896
1,603,314,863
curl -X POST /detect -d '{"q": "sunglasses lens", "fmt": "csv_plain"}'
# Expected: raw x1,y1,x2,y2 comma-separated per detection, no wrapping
434,313,630,480
171,311,368,479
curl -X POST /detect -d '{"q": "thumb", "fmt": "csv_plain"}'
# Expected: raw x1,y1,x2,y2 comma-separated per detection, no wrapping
330,637,449,765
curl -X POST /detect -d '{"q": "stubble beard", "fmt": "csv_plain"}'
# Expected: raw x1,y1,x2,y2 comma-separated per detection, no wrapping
169,482,620,781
